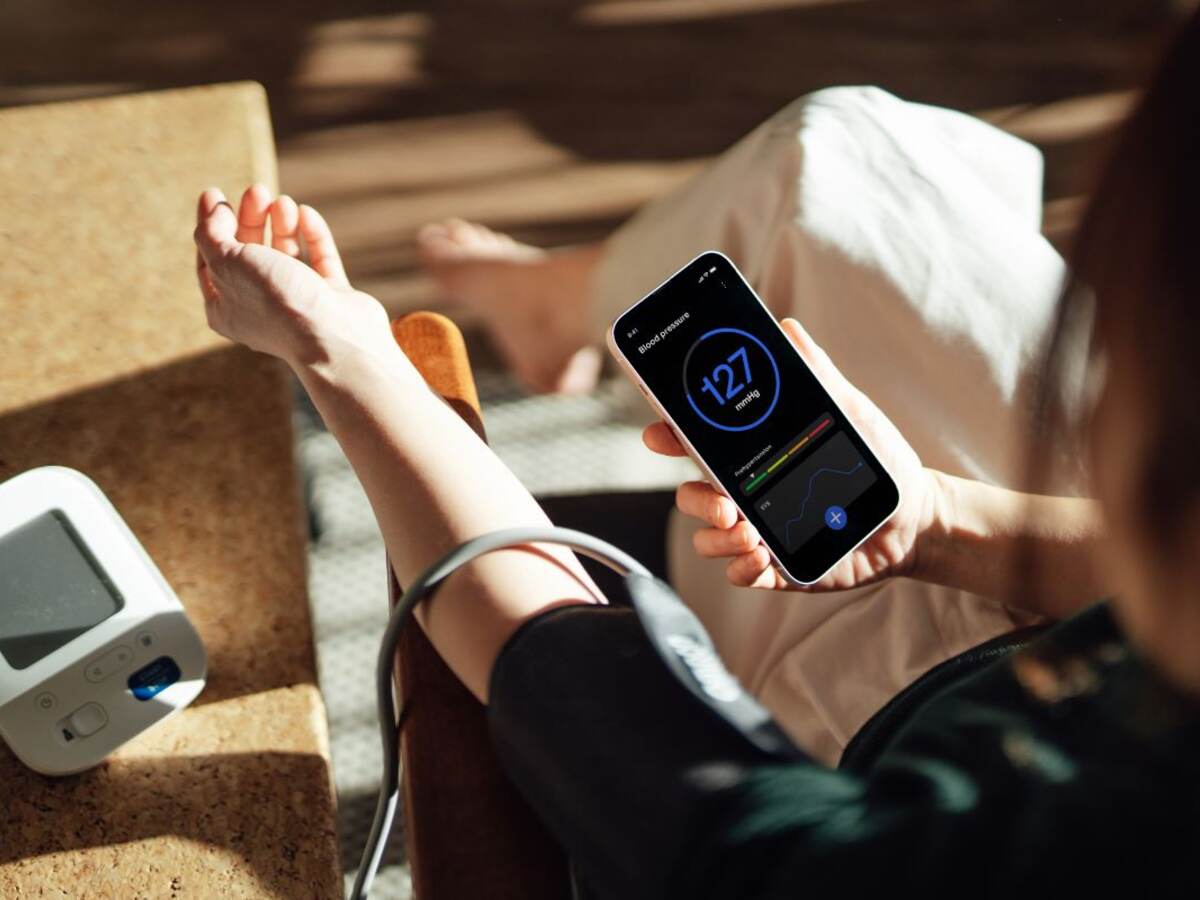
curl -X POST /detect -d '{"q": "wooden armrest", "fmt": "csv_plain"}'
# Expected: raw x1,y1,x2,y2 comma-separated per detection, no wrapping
388,312,569,900
391,312,486,442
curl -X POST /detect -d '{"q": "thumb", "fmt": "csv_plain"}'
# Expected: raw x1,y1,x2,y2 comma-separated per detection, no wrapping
779,317,847,389
642,420,689,457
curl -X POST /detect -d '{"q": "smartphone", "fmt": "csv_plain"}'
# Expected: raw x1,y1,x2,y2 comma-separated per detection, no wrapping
607,251,900,585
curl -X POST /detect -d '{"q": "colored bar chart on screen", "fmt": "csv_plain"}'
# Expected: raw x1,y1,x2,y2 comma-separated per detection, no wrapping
739,413,834,497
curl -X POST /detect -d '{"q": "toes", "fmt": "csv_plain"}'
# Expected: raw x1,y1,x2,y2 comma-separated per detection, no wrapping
450,219,502,249
416,219,500,270
469,222,510,250
270,194,301,257
416,219,535,269
417,222,450,244
552,346,603,395
415,226,463,262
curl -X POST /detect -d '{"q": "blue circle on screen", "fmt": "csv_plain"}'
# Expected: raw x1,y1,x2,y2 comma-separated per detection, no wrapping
824,505,847,531
683,328,781,433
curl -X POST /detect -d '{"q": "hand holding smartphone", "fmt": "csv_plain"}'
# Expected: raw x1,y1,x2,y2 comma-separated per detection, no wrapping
608,252,903,586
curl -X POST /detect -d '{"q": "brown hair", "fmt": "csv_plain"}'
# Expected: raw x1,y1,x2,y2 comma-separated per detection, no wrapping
1041,8,1200,554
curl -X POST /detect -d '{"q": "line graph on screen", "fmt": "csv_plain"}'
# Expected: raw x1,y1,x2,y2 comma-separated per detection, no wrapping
783,461,864,545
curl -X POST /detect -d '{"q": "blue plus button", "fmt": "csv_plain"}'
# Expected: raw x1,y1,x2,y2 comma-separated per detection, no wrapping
824,505,847,531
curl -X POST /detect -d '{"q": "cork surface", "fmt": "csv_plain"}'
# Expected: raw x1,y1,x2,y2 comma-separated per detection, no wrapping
0,85,340,898
0,82,277,415
2,687,337,899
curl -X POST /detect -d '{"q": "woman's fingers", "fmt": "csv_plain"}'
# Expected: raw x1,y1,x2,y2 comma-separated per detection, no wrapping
195,250,219,303
228,188,350,284
237,185,271,245
269,194,301,257
725,545,777,588
194,190,239,326
676,480,738,529
692,520,760,558
642,421,687,457
194,188,238,264
298,203,349,286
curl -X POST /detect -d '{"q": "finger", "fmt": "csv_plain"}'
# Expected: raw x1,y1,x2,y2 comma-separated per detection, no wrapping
779,317,847,388
236,184,271,244
197,187,236,232
297,203,349,286
269,194,301,257
195,250,219,303
692,520,760,558
196,187,227,221
642,421,687,457
676,481,738,529
725,546,776,588
194,188,238,263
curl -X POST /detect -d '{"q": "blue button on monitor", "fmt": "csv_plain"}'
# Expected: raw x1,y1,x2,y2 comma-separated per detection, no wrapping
128,656,182,701
824,505,847,531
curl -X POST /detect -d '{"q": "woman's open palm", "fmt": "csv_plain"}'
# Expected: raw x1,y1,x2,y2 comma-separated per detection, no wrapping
643,318,938,592
194,186,394,367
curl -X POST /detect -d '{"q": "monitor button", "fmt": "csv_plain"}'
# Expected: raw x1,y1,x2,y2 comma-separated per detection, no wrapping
83,645,135,683
66,702,108,738
34,692,56,712
128,656,182,701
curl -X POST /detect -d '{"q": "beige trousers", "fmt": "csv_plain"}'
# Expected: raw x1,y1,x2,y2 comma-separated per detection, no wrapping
590,87,1081,764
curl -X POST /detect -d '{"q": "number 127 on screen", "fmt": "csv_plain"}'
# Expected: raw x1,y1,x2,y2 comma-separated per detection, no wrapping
700,346,752,406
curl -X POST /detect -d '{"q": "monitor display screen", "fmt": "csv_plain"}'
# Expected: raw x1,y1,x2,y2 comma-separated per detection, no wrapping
0,510,124,670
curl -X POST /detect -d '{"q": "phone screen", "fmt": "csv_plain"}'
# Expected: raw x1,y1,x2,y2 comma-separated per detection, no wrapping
611,252,899,584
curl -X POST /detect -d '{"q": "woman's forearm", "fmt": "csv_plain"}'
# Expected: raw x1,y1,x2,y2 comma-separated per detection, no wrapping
191,188,600,702
917,471,1105,618
295,345,602,701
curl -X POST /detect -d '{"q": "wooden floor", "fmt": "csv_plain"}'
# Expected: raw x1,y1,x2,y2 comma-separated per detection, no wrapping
0,1,1185,317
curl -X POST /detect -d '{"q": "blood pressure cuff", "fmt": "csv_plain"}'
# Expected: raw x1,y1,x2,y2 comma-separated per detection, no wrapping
487,575,807,900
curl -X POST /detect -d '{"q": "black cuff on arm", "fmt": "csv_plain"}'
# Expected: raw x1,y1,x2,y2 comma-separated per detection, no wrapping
488,604,805,900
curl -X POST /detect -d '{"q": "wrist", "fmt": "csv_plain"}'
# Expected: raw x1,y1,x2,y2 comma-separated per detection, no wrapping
282,287,408,375
910,469,959,583
290,326,423,400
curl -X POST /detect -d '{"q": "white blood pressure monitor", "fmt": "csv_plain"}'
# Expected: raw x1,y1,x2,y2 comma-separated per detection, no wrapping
0,467,206,775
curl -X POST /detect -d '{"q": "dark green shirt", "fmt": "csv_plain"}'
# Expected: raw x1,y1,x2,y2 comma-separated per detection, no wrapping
490,601,1200,898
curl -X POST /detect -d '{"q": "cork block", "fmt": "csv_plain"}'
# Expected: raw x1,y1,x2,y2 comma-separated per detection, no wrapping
0,82,277,414
2,687,338,899
0,85,341,898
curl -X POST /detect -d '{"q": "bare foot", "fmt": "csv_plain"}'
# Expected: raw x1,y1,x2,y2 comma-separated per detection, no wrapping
416,219,604,393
